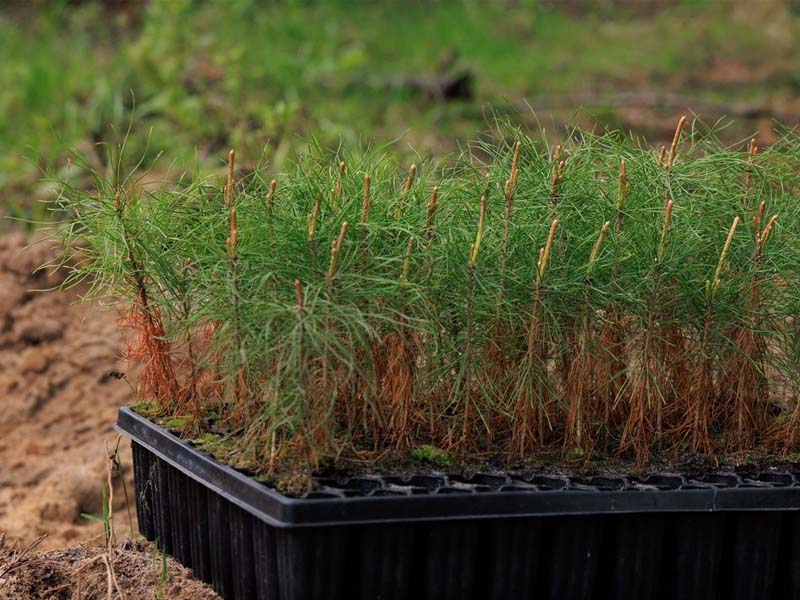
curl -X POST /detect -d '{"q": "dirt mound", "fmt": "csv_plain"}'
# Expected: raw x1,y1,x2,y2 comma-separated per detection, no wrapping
0,536,219,599
0,233,135,548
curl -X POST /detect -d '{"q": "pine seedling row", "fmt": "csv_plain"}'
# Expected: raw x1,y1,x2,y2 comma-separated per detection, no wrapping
53,120,800,476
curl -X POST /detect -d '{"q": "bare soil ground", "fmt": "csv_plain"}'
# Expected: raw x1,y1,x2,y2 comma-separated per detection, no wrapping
0,233,219,598
0,233,134,547
0,536,218,600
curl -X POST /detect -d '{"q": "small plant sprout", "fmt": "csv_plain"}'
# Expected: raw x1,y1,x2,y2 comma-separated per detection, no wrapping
266,178,277,211
393,163,417,219
307,192,322,266
227,206,239,261
656,145,666,166
327,221,349,293
361,173,372,224
329,160,346,209
53,122,800,473
266,178,277,248
665,115,687,170
550,159,565,206
615,159,627,230
225,149,235,208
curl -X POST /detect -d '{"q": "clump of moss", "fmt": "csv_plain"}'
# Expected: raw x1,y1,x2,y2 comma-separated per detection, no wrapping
410,445,453,468
191,433,221,446
163,416,191,430
197,437,236,462
272,471,315,496
132,401,159,418
54,118,800,475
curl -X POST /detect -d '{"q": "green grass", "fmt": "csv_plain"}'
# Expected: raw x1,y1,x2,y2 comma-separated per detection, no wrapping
3,1,800,228
50,118,800,480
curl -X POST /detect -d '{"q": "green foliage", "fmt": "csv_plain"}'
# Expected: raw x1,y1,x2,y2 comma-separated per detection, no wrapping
80,479,111,544
4,2,800,227
152,541,168,600
50,119,800,472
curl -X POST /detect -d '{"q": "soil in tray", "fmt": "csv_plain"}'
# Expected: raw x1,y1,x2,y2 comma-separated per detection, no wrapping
141,406,800,495
134,406,800,499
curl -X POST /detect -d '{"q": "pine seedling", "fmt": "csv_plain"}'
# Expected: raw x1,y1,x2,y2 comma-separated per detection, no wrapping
494,141,521,322
308,221,350,457
113,190,178,412
500,141,522,279
563,221,610,457
226,167,249,422
723,203,777,449
681,216,741,454
383,236,421,450
510,219,559,456
620,198,674,462
487,142,523,393
453,193,488,450
594,160,630,442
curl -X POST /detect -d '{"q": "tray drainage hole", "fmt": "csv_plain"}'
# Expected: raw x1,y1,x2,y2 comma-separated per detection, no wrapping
634,475,684,490
573,476,626,491
694,474,740,488
754,473,794,486
340,478,383,494
385,475,446,490
525,475,568,490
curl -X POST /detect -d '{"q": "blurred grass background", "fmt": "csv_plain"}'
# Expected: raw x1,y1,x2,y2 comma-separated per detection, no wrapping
1,0,799,229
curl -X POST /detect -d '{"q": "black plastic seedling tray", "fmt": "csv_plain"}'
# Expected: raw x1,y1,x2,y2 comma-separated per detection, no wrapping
117,406,800,600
